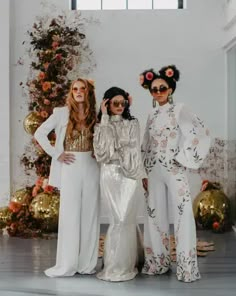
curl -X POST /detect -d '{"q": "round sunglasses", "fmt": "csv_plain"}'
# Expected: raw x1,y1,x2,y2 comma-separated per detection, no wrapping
111,100,128,108
150,85,169,94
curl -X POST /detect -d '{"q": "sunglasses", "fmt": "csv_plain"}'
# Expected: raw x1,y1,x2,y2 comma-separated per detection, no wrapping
72,87,86,92
111,100,128,108
150,85,169,94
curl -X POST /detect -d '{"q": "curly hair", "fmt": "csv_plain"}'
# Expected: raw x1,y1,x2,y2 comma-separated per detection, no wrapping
66,78,97,136
97,86,134,122
139,65,180,94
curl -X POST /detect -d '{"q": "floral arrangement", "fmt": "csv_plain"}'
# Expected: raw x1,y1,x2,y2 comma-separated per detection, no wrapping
3,10,95,237
19,12,94,176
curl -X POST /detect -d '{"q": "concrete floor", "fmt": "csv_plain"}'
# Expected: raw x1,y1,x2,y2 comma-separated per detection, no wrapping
0,229,236,296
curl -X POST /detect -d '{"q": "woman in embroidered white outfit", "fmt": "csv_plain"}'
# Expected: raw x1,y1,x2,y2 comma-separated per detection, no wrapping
139,66,211,282
93,87,143,282
34,79,99,277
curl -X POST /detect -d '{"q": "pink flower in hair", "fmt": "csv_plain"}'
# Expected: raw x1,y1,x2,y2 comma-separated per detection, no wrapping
165,68,174,78
146,72,154,80
128,95,133,106
139,75,144,85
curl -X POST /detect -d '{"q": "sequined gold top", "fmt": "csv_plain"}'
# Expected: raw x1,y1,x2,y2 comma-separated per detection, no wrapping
64,128,93,152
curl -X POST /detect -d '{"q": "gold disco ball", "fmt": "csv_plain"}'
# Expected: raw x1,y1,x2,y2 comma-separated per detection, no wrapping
193,189,231,232
10,188,32,206
0,207,12,229
23,112,44,135
29,192,60,232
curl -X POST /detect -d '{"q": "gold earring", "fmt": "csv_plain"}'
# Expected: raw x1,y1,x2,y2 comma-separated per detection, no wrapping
152,99,156,108
168,94,173,104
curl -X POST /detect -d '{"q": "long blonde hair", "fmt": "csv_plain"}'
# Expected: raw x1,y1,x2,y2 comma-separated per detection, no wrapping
66,78,96,137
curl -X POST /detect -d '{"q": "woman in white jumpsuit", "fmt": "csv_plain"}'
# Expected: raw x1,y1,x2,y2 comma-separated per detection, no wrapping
139,65,211,282
34,78,99,277
93,87,143,282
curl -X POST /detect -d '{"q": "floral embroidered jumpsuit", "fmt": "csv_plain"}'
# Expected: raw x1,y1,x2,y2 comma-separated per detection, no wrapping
141,102,210,282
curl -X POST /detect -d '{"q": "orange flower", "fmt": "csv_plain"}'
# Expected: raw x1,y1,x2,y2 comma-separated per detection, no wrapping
43,99,51,105
38,72,46,80
43,62,49,70
44,185,54,193
32,185,40,197
52,41,59,49
201,180,209,191
9,201,22,213
40,111,48,118
212,221,220,230
42,81,51,92
35,177,44,187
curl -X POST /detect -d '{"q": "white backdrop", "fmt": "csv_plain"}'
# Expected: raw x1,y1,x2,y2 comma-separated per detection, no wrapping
5,0,227,221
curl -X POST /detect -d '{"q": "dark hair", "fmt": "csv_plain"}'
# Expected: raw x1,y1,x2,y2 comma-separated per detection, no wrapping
97,86,134,122
139,65,180,94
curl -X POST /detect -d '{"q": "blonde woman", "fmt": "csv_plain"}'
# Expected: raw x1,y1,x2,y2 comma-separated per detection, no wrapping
34,78,99,277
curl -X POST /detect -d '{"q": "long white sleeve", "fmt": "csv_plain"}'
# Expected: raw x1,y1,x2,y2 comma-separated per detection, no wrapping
175,104,211,169
34,108,61,159
93,114,116,163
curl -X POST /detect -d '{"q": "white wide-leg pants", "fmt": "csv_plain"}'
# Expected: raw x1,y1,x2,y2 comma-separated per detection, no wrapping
45,152,100,277
142,161,200,282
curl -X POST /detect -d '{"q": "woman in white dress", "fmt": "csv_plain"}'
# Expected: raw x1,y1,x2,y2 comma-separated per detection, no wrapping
139,65,211,282
93,87,143,282
34,78,99,277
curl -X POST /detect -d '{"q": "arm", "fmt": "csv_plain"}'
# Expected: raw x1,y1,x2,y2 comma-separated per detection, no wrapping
93,114,115,163
34,108,61,160
117,119,144,180
175,104,211,169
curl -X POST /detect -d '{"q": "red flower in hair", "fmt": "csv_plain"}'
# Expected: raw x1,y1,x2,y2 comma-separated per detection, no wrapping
139,75,144,85
165,68,174,78
127,95,133,106
146,72,154,81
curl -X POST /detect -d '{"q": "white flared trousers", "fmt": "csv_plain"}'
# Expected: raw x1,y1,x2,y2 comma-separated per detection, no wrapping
96,163,138,282
45,152,100,277
142,161,200,282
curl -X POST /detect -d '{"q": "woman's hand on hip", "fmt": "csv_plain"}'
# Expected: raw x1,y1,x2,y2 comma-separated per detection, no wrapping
57,152,76,164
142,178,148,192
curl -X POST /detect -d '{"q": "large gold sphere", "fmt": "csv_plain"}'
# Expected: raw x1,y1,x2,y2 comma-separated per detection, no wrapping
29,192,60,232
0,207,12,229
193,189,231,232
23,112,44,135
10,188,32,206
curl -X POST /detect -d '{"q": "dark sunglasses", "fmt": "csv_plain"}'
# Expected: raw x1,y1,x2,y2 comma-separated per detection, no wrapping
150,85,169,94
111,100,128,108
72,87,86,92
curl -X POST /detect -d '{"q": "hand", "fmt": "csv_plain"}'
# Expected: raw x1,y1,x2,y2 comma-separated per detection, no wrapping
142,178,148,192
101,99,109,114
57,152,76,164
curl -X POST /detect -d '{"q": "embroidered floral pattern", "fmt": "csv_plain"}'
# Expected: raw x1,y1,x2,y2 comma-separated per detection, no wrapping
176,248,201,282
142,251,171,275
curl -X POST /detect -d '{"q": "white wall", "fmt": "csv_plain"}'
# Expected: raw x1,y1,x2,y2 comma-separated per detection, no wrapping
223,0,236,223
7,0,226,221
0,0,10,206
224,0,236,47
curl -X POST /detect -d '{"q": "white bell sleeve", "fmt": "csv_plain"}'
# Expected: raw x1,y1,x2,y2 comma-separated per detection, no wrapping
116,119,144,180
93,114,116,163
175,104,211,169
